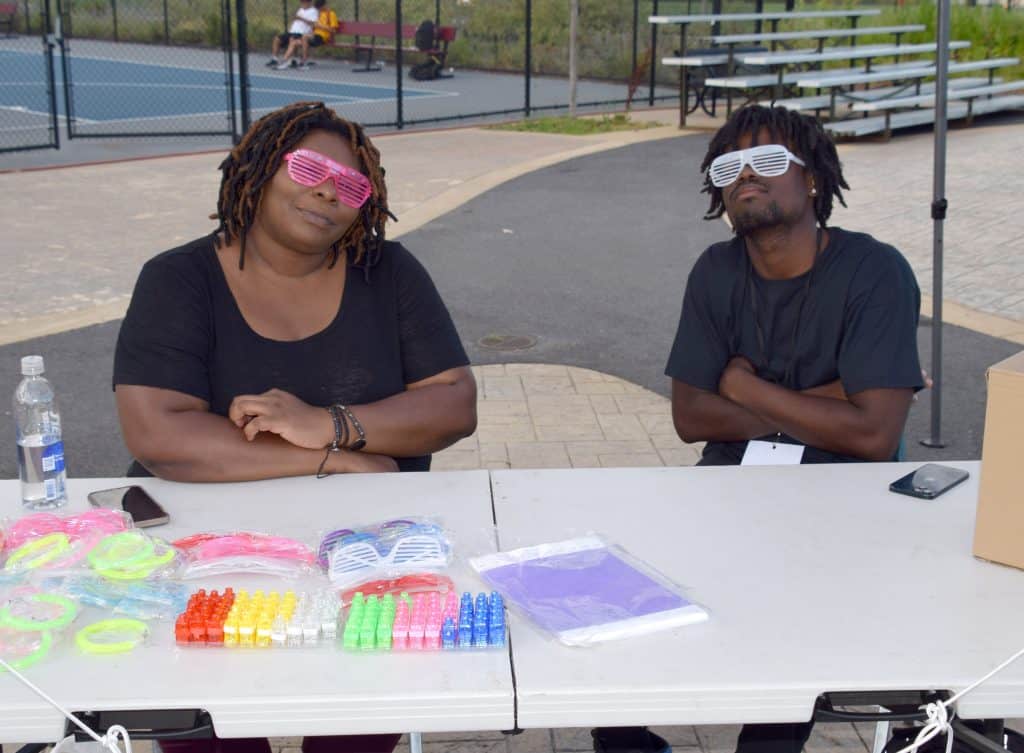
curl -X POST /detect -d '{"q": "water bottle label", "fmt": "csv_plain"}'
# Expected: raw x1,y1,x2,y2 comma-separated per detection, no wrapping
44,478,58,501
41,441,65,474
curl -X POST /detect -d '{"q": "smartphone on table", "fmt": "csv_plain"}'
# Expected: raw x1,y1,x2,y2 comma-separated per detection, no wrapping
889,463,970,500
87,485,170,527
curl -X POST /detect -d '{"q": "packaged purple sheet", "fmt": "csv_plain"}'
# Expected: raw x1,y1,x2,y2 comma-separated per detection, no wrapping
469,535,708,646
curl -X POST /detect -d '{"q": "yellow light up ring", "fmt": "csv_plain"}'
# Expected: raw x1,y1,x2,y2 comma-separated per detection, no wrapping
75,619,148,655
95,542,176,581
88,531,155,571
3,533,71,571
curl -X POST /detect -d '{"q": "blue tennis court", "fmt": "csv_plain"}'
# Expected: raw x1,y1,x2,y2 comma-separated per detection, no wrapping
0,47,446,124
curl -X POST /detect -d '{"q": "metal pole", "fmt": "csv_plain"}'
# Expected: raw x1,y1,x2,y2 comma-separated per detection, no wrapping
281,0,287,34
648,0,657,106
163,0,169,43
631,0,638,79
223,0,237,142
922,0,951,449
236,0,251,134
58,0,76,140
395,0,403,129
434,0,439,29
568,0,578,117
43,0,59,147
524,0,532,116
110,0,117,41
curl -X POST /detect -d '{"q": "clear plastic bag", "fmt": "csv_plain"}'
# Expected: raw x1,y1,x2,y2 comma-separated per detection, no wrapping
47,576,189,620
5,509,133,550
470,535,709,647
87,531,180,581
2,510,136,576
173,532,318,580
319,518,452,588
338,573,455,607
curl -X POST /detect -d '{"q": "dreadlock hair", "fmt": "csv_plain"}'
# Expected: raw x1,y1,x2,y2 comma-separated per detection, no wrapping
699,105,849,228
214,101,393,278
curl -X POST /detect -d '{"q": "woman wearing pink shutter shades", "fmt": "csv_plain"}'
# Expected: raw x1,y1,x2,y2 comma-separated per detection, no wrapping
113,101,476,751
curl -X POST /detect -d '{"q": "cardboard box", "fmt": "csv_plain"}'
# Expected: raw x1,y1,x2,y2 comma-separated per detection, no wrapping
973,349,1024,569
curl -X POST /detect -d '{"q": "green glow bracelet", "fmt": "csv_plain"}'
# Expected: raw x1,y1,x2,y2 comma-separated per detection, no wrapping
0,593,78,631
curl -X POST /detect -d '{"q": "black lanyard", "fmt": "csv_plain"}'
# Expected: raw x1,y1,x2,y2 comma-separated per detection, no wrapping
745,226,823,390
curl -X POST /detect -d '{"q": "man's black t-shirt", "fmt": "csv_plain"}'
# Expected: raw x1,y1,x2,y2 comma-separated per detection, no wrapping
113,235,470,473
665,226,923,465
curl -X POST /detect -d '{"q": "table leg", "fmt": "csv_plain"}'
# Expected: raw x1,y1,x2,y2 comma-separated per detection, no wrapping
410,732,424,753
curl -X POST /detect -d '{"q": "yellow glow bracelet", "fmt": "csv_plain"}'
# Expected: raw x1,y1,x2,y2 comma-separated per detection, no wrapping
88,531,155,570
95,544,176,581
3,533,71,571
75,619,148,655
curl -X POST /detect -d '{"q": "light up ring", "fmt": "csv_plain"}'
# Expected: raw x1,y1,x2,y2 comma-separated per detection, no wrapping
0,627,53,671
88,531,155,571
96,541,176,581
0,593,78,631
75,619,148,655
4,533,71,571
5,513,64,550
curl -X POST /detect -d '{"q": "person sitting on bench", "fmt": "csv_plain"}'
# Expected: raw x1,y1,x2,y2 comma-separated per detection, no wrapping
292,0,338,69
266,0,318,69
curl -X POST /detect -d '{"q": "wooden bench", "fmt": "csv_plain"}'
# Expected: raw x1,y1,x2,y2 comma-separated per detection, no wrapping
331,21,456,75
0,2,17,36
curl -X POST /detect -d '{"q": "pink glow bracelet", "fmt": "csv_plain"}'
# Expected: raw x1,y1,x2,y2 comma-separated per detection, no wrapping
5,509,131,551
172,533,315,564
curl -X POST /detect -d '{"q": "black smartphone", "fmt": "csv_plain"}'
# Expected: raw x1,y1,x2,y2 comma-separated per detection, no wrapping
87,485,170,527
889,463,970,500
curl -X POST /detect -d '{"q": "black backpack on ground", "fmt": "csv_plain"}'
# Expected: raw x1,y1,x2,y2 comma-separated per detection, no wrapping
414,19,435,52
409,19,442,80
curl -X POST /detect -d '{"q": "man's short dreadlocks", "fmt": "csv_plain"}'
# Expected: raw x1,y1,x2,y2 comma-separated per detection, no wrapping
699,105,849,227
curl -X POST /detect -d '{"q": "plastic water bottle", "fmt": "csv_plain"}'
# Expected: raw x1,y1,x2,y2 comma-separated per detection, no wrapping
13,355,67,509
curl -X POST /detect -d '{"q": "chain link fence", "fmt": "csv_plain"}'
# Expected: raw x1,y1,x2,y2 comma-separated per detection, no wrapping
0,0,60,152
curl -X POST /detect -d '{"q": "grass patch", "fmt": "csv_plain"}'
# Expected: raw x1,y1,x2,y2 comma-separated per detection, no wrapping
491,113,663,135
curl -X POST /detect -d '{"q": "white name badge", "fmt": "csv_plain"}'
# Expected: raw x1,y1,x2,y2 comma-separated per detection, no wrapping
741,439,805,466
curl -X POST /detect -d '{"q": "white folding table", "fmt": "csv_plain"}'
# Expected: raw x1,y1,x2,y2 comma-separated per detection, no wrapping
490,462,1024,729
0,473,514,744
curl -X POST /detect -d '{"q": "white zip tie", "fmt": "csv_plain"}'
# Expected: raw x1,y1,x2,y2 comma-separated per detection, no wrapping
0,655,132,753
891,645,1024,753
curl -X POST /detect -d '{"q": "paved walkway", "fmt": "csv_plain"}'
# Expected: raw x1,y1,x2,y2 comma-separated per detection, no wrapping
2,108,1024,753
433,363,702,471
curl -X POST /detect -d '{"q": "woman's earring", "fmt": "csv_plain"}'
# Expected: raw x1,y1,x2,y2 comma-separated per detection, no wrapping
810,185,818,196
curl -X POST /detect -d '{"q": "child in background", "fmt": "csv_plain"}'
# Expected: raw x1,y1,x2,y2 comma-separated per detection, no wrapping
266,0,318,69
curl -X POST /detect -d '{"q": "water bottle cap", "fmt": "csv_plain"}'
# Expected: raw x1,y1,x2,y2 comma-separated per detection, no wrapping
20,356,44,376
